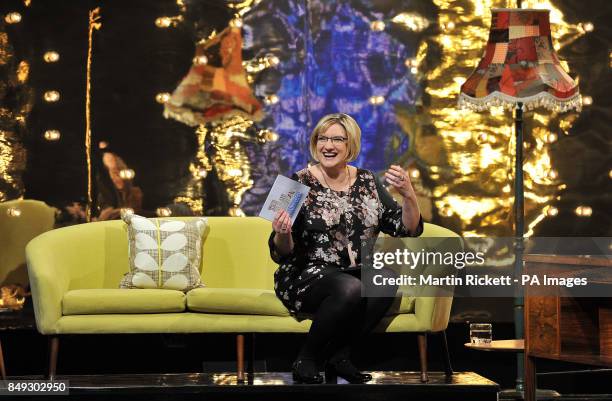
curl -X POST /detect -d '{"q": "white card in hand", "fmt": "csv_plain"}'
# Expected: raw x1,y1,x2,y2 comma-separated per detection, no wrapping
259,175,310,224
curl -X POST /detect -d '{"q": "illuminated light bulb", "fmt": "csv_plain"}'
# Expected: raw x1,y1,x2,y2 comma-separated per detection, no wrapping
229,18,243,28
228,169,243,177
267,54,280,66
156,207,172,217
409,169,420,179
370,21,386,31
546,133,558,143
523,142,531,150
581,22,594,32
193,55,208,65
119,169,135,180
99,141,108,149
246,75,255,84
546,206,559,217
5,12,22,24
43,91,60,102
453,77,466,86
575,206,592,217
155,17,172,28
609,51,612,67
443,21,455,30
581,95,592,106
6,207,21,217
410,67,418,74
609,169,612,179
197,168,208,178
368,95,385,105
264,131,279,142
404,58,418,68
263,94,279,105
43,51,60,63
547,169,558,180
156,92,171,104
120,208,134,219
502,185,511,193
44,130,61,141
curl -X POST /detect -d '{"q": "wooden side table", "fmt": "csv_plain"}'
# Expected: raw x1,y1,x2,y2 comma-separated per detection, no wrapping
465,339,525,352
465,339,560,400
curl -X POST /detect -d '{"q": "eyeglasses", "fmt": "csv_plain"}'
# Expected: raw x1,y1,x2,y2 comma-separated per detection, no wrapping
317,136,348,145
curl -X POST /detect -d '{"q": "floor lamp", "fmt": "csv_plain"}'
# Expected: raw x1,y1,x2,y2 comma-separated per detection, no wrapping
458,8,581,397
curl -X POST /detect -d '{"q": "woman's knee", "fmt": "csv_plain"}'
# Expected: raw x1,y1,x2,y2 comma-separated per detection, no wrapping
333,274,363,306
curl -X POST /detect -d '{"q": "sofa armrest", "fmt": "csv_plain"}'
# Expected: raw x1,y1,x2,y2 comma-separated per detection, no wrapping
26,233,72,334
26,222,122,334
398,225,462,332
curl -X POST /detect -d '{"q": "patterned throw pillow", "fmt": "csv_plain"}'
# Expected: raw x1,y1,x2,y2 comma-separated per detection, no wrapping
120,213,207,292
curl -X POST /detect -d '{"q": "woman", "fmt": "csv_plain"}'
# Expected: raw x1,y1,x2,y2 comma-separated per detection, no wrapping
268,113,422,384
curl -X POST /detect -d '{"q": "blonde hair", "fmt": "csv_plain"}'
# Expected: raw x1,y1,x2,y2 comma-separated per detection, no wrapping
309,113,361,163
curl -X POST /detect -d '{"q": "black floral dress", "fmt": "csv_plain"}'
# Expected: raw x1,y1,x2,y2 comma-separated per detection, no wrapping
268,167,423,313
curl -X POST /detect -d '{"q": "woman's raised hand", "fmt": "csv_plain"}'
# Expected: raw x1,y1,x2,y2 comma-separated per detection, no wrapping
272,209,292,235
384,164,415,199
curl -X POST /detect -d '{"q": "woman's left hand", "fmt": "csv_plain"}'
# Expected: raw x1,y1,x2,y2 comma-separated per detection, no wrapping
384,165,415,199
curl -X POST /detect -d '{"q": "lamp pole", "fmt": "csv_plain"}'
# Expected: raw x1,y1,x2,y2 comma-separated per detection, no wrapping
514,102,525,393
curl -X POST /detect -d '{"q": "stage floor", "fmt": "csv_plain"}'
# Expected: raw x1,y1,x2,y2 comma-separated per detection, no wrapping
10,371,499,401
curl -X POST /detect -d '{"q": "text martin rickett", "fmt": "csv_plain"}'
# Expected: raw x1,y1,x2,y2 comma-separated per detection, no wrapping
373,274,514,286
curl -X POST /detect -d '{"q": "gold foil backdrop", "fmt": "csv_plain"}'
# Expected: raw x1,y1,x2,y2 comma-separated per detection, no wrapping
418,0,584,236
0,26,32,202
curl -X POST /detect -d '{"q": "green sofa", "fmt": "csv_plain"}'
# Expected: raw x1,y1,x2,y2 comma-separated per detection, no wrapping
26,216,458,381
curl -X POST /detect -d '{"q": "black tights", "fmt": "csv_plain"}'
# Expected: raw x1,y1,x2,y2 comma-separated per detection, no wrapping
298,267,398,362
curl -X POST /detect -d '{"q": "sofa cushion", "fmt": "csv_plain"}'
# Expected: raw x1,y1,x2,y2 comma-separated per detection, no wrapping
120,213,207,292
186,288,290,317
63,289,186,315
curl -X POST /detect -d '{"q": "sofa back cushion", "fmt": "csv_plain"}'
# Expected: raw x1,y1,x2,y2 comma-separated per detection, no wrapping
200,217,277,290
52,217,275,291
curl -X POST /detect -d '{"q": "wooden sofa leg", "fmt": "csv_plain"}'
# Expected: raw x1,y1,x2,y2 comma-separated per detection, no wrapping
0,339,6,379
417,333,428,383
440,330,453,377
236,334,245,383
48,336,59,380
246,333,254,377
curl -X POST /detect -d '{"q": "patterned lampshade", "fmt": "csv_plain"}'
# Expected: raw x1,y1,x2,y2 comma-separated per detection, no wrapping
458,8,580,112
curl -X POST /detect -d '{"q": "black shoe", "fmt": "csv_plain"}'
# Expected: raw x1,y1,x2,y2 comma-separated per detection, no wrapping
324,359,372,384
292,359,323,384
